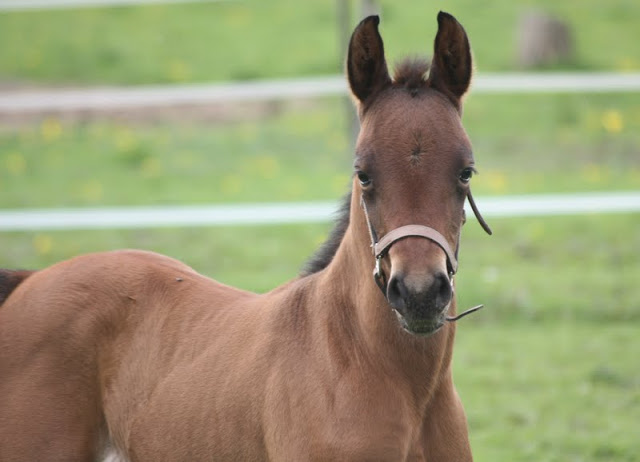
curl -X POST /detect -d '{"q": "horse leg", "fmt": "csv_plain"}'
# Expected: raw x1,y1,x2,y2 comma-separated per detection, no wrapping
419,374,473,462
0,354,106,462
0,293,105,461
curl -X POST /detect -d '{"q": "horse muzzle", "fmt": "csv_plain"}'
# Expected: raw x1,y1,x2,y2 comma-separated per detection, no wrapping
386,270,452,336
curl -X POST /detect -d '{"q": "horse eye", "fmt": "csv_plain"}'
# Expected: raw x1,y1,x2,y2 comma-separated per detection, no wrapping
459,167,474,184
357,171,372,187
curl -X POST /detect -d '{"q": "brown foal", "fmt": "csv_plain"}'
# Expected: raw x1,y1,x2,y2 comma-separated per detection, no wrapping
0,12,488,461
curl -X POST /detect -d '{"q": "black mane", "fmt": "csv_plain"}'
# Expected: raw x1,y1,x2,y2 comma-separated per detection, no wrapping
300,191,352,276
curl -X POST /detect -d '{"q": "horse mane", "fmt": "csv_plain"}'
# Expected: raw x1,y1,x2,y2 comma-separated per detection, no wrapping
0,269,33,306
300,191,352,276
393,57,431,93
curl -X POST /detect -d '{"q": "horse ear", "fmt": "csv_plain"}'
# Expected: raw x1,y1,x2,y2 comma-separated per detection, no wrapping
427,12,472,107
347,15,391,104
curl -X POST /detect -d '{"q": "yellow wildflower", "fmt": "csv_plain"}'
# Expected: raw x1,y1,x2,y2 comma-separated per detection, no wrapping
115,127,137,153
33,234,53,256
167,59,191,82
601,110,623,134
582,163,610,184
41,118,62,142
254,155,280,180
141,156,162,178
226,5,252,27
615,57,639,72
221,174,242,195
81,179,104,202
483,169,508,194
25,49,42,70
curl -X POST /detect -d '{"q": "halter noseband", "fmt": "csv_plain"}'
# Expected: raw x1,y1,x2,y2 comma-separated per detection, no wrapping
360,191,491,322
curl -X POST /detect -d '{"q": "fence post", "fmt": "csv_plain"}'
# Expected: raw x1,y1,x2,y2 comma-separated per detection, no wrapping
337,0,380,150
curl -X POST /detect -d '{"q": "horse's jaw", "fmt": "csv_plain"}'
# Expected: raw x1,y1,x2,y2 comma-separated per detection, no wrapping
391,305,448,338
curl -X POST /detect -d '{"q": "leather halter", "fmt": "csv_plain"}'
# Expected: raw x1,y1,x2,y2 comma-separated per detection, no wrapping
360,190,492,322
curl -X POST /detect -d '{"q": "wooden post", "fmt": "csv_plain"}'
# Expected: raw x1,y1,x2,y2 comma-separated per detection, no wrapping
336,0,357,148
360,0,378,18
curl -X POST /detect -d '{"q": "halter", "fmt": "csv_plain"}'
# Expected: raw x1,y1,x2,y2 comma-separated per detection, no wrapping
360,190,492,322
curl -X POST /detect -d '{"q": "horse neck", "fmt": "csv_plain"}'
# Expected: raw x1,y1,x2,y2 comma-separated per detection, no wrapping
314,191,456,395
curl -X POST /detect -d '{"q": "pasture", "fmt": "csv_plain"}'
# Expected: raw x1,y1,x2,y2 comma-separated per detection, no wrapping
1,1,639,460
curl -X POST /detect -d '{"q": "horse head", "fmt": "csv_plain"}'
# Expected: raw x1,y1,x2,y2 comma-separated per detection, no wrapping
347,12,490,337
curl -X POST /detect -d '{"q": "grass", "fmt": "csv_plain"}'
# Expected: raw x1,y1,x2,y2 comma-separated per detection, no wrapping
456,323,640,461
456,214,640,323
0,102,353,208
0,0,639,85
2,93,639,209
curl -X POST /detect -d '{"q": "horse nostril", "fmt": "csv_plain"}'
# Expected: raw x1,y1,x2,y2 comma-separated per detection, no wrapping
433,272,453,311
387,274,408,311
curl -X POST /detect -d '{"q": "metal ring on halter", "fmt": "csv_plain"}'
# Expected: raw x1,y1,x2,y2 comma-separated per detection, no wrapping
373,257,386,294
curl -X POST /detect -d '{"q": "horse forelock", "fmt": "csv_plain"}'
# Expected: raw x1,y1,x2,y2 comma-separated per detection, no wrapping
392,57,431,93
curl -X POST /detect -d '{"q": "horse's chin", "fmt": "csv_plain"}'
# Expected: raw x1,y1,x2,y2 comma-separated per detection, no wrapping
392,308,445,338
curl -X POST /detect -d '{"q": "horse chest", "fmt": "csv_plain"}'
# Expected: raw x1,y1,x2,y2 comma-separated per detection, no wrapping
258,370,424,461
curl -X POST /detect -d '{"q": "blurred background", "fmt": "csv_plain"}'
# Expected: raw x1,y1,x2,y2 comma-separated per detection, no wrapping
0,0,638,460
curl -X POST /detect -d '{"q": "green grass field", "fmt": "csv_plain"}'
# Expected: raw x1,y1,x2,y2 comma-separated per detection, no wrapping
1,1,639,460
2,94,639,208
457,323,639,461
1,0,638,84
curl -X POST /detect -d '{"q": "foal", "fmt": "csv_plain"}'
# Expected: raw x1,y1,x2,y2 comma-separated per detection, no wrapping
0,12,488,461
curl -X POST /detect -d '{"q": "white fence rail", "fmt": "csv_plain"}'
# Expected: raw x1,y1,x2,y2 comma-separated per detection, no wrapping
1,192,639,232
2,73,640,114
